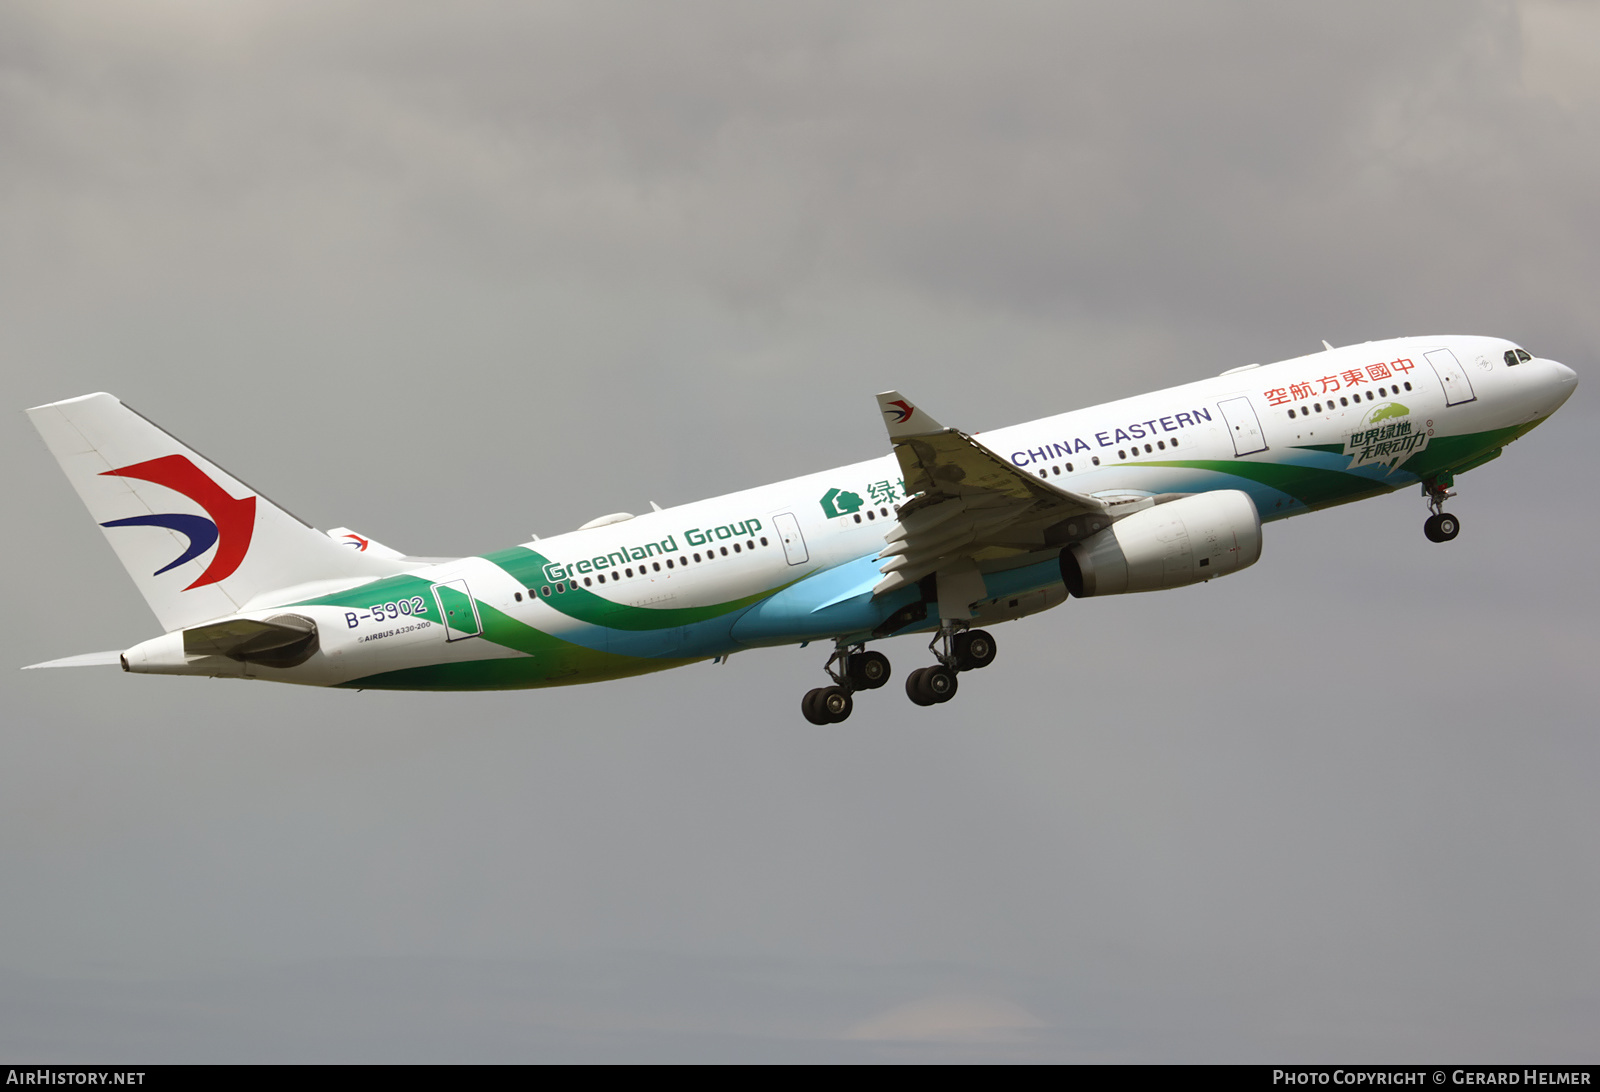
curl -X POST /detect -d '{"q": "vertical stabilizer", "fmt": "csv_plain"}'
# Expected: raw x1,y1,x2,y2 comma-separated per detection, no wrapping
28,393,416,632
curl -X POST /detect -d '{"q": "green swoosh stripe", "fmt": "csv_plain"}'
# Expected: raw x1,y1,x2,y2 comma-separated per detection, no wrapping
482,546,802,631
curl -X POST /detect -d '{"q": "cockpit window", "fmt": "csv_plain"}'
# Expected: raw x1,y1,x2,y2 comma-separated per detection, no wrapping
1505,348,1532,366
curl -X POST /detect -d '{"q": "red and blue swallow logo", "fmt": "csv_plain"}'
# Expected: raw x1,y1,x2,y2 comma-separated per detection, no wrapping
884,400,915,424
98,455,256,589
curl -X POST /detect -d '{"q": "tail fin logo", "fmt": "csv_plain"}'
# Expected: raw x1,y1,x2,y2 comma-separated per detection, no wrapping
98,455,257,589
885,400,915,424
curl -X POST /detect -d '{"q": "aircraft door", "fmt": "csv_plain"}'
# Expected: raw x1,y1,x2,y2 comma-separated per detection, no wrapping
773,512,809,565
431,579,483,641
1217,396,1269,456
1425,348,1477,406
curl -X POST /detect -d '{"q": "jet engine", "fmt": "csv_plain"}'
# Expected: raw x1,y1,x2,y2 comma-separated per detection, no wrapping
1060,490,1262,597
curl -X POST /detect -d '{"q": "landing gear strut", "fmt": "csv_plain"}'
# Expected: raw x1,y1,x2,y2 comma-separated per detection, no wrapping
800,641,891,724
1422,476,1461,543
905,623,997,707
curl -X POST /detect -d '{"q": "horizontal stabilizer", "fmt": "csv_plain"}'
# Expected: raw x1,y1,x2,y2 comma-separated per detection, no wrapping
23,651,124,670
183,615,317,661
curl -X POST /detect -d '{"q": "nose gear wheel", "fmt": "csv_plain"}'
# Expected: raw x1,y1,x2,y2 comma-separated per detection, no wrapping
1421,476,1461,543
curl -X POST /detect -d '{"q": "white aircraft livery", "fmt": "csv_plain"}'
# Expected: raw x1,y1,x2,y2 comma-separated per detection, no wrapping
25,335,1578,722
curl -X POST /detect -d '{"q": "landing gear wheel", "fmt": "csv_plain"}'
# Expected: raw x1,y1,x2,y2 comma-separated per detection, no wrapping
924,664,958,703
818,685,853,723
952,629,997,672
847,650,892,690
801,688,831,725
905,667,937,707
1424,512,1461,543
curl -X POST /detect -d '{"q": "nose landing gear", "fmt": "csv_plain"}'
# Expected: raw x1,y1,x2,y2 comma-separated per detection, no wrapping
800,642,892,724
1422,476,1461,543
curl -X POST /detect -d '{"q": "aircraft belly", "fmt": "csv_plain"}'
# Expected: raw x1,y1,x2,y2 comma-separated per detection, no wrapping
730,554,919,646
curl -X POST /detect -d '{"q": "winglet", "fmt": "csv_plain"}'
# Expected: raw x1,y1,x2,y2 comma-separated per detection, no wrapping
876,391,946,440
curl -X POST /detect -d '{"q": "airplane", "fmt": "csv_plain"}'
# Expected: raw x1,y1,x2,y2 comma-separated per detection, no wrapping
24,335,1577,723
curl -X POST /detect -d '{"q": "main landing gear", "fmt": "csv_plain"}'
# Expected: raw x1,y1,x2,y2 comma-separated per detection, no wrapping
800,642,892,725
798,626,1000,722
1422,476,1461,543
905,625,997,708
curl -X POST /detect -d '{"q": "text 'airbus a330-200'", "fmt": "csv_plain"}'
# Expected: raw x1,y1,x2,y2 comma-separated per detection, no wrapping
24,336,1577,722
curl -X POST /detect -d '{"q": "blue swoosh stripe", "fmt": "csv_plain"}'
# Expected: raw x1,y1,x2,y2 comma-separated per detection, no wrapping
100,513,219,575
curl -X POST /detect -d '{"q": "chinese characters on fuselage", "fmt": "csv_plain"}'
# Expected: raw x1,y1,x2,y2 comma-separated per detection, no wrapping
1264,358,1415,407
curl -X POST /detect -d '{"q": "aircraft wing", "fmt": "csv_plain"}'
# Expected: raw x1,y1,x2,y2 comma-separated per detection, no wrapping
873,391,1109,596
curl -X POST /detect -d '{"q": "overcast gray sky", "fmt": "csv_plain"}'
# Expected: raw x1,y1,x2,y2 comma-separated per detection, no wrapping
3,0,1597,1062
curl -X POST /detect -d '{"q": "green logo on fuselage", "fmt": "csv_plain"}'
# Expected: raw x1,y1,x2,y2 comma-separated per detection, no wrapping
1346,402,1427,468
820,488,864,519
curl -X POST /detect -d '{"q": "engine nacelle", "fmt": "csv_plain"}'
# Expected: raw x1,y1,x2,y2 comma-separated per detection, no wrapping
1060,490,1262,597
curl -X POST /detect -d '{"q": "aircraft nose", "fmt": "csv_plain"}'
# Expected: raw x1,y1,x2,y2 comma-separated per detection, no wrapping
1540,357,1578,411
